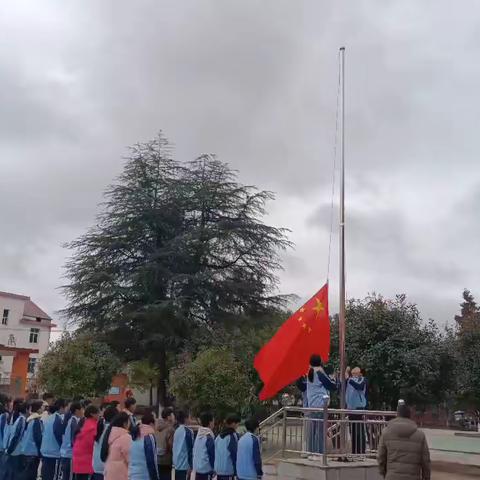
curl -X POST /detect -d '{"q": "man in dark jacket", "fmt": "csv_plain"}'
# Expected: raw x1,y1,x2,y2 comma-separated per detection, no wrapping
377,403,431,480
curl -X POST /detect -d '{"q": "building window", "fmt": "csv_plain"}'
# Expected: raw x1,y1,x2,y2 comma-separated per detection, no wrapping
28,358,37,374
29,328,39,344
2,309,9,325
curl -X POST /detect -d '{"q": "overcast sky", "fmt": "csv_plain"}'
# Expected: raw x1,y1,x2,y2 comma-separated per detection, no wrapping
1,0,478,331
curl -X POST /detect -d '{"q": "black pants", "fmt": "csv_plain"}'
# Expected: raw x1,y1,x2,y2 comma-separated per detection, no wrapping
41,457,61,480
217,476,234,480
350,412,366,454
3,455,25,480
175,471,188,480
159,465,172,480
61,458,73,480
21,456,40,480
73,475,91,480
91,474,103,480
195,474,212,480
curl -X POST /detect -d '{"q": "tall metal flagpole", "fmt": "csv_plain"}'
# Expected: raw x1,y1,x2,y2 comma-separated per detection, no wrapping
339,46,347,411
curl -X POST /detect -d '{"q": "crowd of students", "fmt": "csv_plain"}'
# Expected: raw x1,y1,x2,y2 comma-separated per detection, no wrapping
0,393,263,480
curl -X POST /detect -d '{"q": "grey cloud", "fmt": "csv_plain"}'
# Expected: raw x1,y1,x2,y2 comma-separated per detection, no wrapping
1,0,480,329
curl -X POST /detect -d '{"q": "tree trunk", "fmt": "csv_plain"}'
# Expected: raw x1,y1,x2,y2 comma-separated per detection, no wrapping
156,347,168,408
149,382,153,407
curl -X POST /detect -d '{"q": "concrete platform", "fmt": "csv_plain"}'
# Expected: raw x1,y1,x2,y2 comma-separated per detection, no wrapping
276,458,382,480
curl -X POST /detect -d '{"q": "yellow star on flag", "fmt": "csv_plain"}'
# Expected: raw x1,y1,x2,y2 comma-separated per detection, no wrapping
312,298,324,315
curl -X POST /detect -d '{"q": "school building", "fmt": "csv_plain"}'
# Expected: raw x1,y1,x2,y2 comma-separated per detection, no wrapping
0,291,55,397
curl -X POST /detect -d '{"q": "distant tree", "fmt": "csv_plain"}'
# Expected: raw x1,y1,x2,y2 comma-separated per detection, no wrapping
62,133,291,405
454,289,480,407
128,360,160,406
455,289,480,334
330,294,455,410
37,333,121,398
170,348,251,420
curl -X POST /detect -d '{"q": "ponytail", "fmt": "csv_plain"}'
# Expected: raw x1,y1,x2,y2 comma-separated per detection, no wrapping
96,406,118,443
100,412,129,462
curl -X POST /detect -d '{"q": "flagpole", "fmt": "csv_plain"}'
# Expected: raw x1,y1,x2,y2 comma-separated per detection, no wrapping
339,46,347,411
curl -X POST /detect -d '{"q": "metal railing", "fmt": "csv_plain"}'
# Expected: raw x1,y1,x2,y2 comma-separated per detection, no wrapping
259,405,396,465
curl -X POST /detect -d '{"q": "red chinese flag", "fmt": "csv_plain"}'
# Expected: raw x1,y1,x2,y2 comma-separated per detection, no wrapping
254,284,330,401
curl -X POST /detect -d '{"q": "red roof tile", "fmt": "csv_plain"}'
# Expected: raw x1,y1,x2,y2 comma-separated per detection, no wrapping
23,300,51,321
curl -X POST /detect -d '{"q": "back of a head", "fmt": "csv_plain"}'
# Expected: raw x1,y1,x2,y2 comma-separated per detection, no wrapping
176,410,187,425
161,407,174,420
245,417,259,433
55,399,67,411
124,397,136,410
200,412,214,428
103,406,118,424
30,400,44,415
85,405,99,418
397,404,411,419
225,414,241,426
142,412,156,426
100,412,130,462
70,402,83,415
308,354,322,382
42,393,54,402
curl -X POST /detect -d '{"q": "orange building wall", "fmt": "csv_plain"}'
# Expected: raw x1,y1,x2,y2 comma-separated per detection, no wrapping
103,373,129,403
11,351,30,397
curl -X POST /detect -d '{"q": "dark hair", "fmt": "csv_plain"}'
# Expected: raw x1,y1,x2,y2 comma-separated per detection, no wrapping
142,412,156,425
110,401,120,408
308,354,323,382
176,410,187,425
245,417,260,433
82,399,92,409
199,412,214,428
74,405,99,442
131,411,156,440
42,393,54,401
49,398,67,415
161,407,174,420
11,399,27,423
225,414,241,425
124,398,136,410
397,404,411,419
95,406,118,443
29,401,44,414
70,402,83,415
100,412,130,462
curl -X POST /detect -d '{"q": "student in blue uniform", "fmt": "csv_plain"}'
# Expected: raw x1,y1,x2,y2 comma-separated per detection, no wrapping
60,402,84,480
92,406,117,480
193,412,215,480
129,412,159,480
214,414,240,480
305,355,337,454
4,400,27,480
172,411,194,480
0,397,12,478
236,418,262,480
40,398,67,480
20,400,44,480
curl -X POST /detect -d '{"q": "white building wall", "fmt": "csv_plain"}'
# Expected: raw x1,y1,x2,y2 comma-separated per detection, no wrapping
0,296,52,377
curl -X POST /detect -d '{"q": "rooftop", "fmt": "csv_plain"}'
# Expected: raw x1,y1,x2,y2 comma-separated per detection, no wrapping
0,291,52,321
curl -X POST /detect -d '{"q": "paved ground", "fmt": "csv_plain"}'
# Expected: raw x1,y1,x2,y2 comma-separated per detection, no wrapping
433,472,477,479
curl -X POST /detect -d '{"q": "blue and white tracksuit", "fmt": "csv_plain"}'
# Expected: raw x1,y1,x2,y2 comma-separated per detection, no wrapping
40,412,64,480
193,427,215,480
129,428,159,480
173,424,194,480
236,432,263,480
214,428,238,480
306,369,337,454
